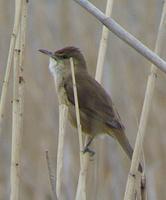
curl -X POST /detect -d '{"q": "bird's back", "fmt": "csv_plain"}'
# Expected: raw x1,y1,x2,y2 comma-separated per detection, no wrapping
64,71,124,135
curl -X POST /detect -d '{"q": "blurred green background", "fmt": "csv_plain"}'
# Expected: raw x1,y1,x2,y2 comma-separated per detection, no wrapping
0,0,166,199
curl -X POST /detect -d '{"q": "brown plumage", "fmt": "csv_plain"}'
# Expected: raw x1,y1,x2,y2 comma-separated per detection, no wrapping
39,46,142,172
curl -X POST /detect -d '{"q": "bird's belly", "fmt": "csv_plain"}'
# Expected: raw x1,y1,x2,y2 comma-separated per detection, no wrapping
56,84,70,105
57,86,112,137
68,105,107,137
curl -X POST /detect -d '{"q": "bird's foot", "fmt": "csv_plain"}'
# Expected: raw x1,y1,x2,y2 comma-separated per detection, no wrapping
82,146,95,157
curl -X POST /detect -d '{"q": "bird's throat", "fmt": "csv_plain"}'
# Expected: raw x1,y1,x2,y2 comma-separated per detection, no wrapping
49,57,58,76
48,57,67,92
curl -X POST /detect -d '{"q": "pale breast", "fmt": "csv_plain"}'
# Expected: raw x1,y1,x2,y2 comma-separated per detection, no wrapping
49,58,69,105
49,57,58,78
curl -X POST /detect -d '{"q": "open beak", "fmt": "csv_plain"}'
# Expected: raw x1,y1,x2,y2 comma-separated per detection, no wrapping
38,49,54,57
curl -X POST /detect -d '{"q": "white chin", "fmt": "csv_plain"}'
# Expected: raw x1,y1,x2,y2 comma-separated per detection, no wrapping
49,57,57,76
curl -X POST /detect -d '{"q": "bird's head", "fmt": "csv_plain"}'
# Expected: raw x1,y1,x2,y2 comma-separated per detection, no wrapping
39,46,87,73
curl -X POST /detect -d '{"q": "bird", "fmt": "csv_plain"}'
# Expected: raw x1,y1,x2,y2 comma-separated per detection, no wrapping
39,46,142,172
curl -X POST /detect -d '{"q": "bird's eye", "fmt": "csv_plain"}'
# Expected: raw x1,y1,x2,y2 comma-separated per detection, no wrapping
62,55,68,59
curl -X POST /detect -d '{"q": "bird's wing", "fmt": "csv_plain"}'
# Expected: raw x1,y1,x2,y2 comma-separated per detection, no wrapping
64,72,124,131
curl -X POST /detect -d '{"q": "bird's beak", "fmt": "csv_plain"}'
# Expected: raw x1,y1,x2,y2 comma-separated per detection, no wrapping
38,49,54,57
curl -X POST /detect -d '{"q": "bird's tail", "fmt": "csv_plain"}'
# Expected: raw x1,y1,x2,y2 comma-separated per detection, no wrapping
111,130,143,173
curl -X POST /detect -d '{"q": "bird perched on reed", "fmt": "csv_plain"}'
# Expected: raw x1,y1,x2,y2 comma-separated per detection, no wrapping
39,46,142,172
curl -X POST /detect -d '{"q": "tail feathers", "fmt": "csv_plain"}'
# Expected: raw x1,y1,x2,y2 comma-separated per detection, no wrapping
114,131,143,173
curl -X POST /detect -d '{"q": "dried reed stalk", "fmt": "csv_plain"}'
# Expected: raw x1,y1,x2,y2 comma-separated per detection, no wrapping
0,0,23,137
94,0,114,197
56,104,68,200
51,79,68,200
70,58,84,158
124,1,166,199
49,53,69,200
10,1,28,199
10,28,21,200
50,57,69,199
95,0,114,82
76,1,114,197
70,58,87,200
45,151,57,200
73,0,166,74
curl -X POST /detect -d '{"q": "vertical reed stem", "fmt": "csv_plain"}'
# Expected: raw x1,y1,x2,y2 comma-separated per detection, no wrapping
70,58,87,200
56,104,68,200
124,1,166,199
0,0,23,137
10,1,28,199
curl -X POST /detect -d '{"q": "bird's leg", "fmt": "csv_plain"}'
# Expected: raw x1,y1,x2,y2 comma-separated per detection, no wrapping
82,136,95,156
